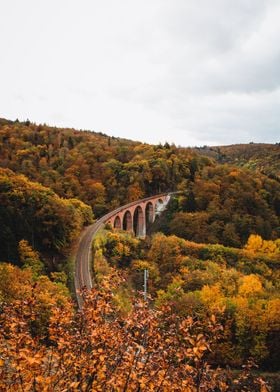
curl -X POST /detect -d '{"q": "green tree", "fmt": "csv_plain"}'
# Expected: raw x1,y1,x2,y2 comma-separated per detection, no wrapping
18,239,44,275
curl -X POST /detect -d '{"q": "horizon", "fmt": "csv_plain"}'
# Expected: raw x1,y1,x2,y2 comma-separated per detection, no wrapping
2,116,278,149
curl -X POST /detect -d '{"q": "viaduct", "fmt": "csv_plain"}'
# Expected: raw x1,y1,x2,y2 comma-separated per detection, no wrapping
105,193,170,237
74,192,172,307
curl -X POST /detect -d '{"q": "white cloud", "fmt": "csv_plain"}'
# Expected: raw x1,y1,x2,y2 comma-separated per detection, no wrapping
0,0,279,146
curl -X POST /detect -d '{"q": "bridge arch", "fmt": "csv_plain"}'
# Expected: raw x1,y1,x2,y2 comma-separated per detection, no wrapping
123,210,133,231
104,193,171,237
145,202,154,225
133,206,145,237
114,215,122,229
75,192,174,307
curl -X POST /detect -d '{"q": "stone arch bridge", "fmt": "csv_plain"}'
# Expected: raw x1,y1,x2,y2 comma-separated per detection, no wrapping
75,192,173,307
105,193,170,237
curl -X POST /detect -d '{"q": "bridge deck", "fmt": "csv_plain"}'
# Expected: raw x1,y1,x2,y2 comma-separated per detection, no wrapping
74,192,176,307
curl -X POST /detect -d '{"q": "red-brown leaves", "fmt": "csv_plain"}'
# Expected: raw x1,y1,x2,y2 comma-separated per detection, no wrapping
0,276,269,391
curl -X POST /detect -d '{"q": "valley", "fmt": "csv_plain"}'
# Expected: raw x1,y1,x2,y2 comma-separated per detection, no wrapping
0,118,279,391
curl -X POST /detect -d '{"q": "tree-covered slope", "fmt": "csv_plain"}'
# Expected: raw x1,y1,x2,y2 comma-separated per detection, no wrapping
157,165,280,247
0,118,279,387
0,168,93,263
0,119,199,215
1,119,280,250
193,143,280,181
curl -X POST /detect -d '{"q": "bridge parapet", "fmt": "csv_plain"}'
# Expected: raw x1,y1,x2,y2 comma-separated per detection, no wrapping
105,193,171,237
75,192,177,307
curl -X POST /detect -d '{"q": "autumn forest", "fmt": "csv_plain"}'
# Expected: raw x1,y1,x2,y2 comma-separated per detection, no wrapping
0,118,279,391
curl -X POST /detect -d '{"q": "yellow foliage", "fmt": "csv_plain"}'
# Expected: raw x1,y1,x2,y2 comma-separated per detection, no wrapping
200,284,226,312
261,240,277,254
245,234,279,255
245,234,263,253
265,299,280,329
238,274,263,297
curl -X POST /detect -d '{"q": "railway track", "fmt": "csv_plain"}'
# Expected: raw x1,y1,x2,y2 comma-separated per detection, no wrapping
74,192,176,307
74,219,105,308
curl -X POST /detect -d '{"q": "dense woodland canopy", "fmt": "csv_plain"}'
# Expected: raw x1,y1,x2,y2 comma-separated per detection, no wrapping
0,269,271,391
0,119,279,256
0,167,93,264
0,118,279,390
161,166,280,247
193,144,280,182
0,118,194,214
93,230,280,372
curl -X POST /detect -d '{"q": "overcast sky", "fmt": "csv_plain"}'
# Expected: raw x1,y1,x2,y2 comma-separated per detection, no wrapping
1,0,279,146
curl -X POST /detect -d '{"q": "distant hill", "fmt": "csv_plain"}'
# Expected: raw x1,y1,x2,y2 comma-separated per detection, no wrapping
193,143,280,181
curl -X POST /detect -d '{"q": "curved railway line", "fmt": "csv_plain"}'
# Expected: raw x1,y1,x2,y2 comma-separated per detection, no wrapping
74,192,174,307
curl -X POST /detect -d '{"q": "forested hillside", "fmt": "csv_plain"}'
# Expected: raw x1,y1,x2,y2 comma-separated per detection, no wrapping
92,229,280,371
193,143,280,181
0,167,93,264
1,119,279,255
159,166,280,247
0,118,279,390
0,119,195,215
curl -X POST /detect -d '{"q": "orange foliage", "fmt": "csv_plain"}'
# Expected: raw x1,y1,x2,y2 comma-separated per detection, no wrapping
0,273,269,391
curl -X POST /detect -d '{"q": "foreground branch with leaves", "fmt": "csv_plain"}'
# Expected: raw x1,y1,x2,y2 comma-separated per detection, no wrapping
0,274,270,391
